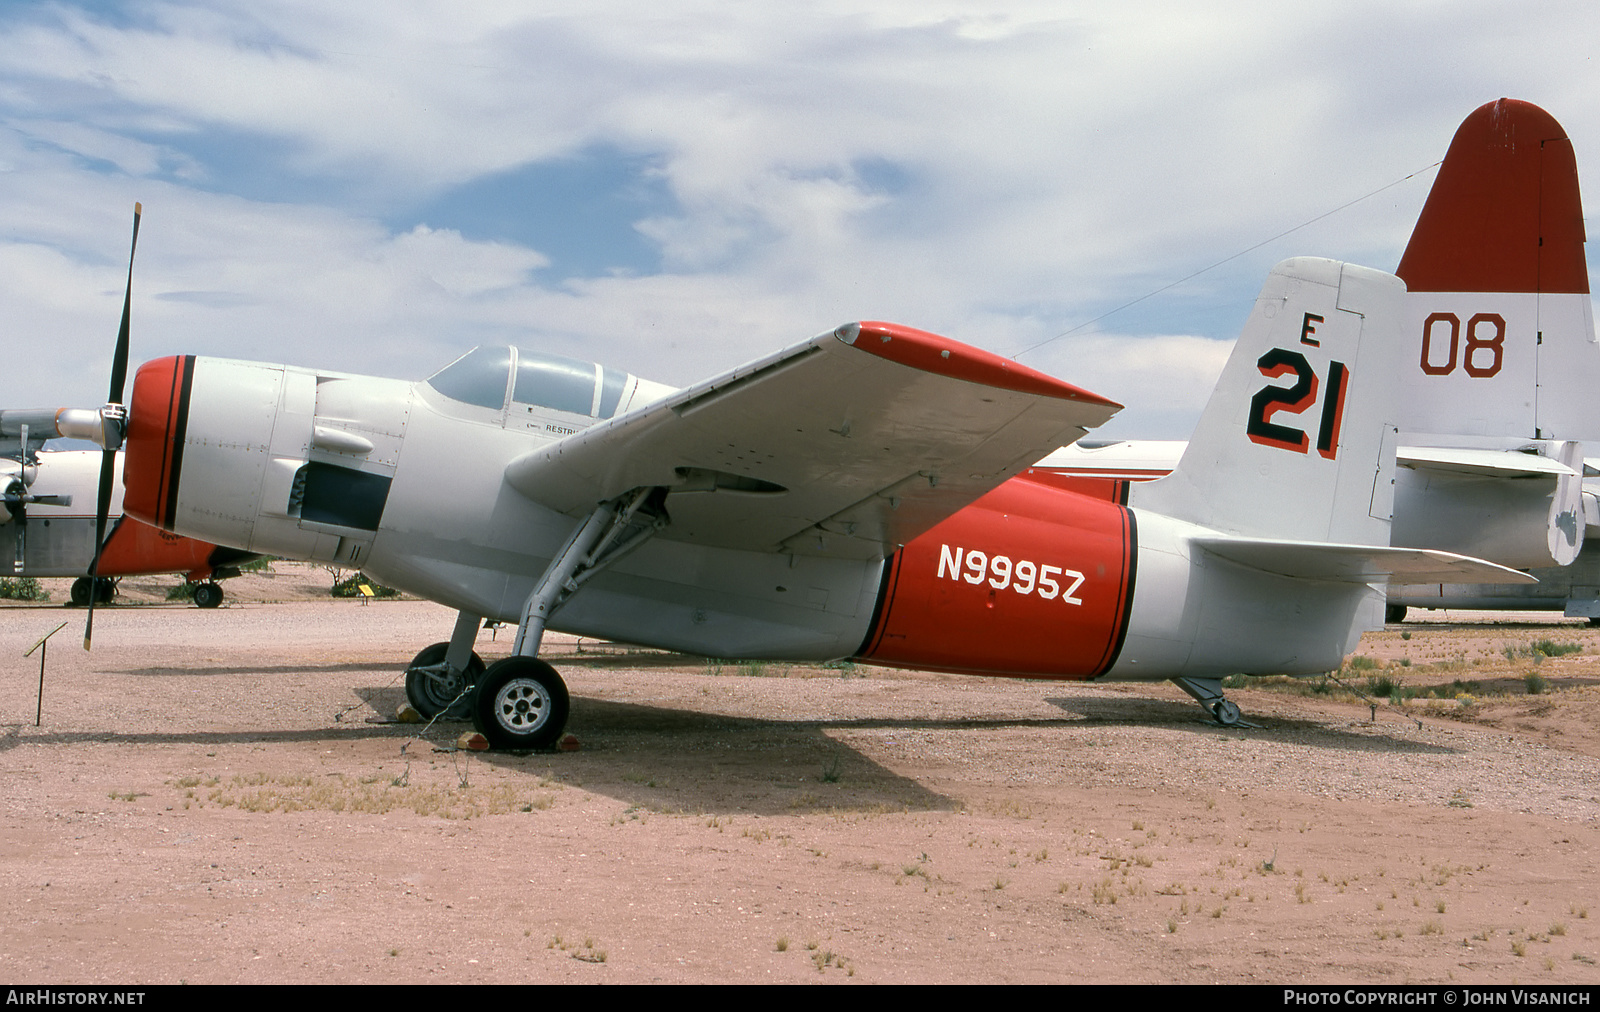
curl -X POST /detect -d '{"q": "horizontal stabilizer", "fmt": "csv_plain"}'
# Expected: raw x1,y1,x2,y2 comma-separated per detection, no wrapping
1400,445,1580,478
1194,536,1537,585
505,322,1121,559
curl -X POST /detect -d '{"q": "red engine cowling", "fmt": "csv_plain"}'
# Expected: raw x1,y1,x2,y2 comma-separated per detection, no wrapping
858,479,1135,678
122,355,193,532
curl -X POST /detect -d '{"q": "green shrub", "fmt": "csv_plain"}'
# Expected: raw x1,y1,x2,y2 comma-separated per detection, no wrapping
331,573,399,598
1507,639,1583,661
0,577,48,601
1532,639,1583,658
1365,673,1402,699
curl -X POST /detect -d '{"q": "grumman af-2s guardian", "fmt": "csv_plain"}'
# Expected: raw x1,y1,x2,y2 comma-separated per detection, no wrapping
98,254,1525,746
1045,99,1598,622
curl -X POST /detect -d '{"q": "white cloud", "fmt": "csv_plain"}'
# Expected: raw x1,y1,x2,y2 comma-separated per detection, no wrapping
0,1,1597,439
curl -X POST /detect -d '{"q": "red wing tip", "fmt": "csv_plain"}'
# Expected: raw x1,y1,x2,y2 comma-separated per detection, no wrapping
836,321,1122,409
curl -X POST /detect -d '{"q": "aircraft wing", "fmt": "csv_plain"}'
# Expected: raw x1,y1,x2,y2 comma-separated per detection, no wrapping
504,321,1122,559
1194,536,1537,585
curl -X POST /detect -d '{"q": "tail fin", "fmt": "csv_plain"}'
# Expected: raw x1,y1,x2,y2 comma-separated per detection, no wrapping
1130,257,1402,545
1396,98,1596,443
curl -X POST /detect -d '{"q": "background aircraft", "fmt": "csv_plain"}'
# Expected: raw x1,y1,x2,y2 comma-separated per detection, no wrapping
1043,99,1600,623
0,442,252,607
1,401,251,608
94,256,1522,745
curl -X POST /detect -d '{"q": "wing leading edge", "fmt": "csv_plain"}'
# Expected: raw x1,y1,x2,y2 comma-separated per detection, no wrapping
504,322,1122,559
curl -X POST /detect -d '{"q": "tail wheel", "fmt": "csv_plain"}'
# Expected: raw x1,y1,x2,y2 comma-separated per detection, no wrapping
471,656,569,751
1210,700,1243,726
404,642,485,720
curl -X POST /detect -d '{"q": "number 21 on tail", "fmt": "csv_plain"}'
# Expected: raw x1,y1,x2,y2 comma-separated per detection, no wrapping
1245,347,1350,460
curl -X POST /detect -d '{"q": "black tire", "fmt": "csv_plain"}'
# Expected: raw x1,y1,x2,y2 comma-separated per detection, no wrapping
471,656,569,750
69,577,116,606
1211,699,1243,726
404,642,486,720
1385,604,1407,624
192,583,224,609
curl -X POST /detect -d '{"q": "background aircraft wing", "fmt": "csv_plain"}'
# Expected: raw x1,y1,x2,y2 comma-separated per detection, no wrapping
505,321,1121,559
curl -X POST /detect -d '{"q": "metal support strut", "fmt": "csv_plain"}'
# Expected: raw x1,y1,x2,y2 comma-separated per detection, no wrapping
513,487,666,657
1171,676,1258,728
406,609,485,699
443,610,481,671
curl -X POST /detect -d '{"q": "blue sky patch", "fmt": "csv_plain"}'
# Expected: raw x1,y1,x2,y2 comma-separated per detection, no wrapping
128,123,337,205
403,146,677,280
852,156,912,195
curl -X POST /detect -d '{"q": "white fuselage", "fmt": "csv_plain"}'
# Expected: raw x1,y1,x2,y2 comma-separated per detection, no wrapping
164,358,886,660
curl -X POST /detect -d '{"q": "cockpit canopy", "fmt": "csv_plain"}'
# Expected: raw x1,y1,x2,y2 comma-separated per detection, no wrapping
426,346,643,419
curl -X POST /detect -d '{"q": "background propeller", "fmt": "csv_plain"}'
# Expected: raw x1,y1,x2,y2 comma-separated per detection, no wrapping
2,427,73,574
84,202,139,650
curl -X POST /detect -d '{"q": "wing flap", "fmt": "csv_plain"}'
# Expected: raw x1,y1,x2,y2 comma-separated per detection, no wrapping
1194,536,1537,585
505,322,1121,557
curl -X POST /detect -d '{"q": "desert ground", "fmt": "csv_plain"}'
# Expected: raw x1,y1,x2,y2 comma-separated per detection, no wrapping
1,564,1598,985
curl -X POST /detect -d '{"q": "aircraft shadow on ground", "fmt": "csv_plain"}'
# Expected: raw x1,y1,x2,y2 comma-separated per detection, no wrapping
361,688,958,816
0,684,1461,814
110,662,404,677
0,721,411,753
1043,695,1463,757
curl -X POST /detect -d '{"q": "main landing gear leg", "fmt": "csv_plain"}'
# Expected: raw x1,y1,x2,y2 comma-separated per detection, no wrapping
471,488,665,750
404,610,487,720
1172,676,1259,728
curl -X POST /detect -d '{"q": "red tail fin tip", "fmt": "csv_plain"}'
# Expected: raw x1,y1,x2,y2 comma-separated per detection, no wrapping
1397,98,1588,295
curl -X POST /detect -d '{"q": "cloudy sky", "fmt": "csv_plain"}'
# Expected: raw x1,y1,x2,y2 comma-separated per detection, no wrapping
3,1,1598,439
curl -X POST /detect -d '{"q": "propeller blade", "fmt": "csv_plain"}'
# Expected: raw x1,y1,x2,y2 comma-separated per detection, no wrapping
86,202,140,650
108,202,141,406
84,446,115,647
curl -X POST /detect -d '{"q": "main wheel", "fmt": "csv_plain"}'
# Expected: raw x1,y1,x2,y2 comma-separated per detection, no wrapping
471,656,570,751
404,642,485,720
1384,603,1407,624
192,582,224,609
69,577,116,606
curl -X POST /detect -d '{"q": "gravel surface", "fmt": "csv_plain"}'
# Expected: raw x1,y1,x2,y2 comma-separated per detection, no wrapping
1,565,1598,984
